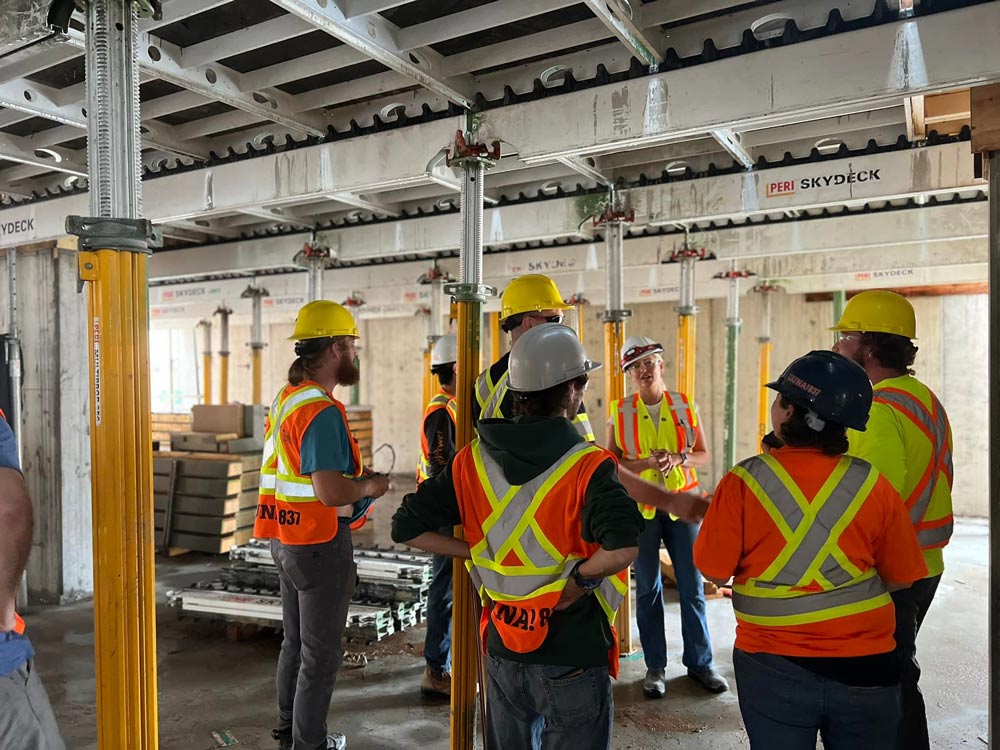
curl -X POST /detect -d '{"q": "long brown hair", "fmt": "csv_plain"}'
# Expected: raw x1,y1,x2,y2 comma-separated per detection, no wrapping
288,336,348,385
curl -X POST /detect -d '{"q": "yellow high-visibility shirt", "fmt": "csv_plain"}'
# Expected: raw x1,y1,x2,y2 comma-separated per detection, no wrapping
847,374,953,578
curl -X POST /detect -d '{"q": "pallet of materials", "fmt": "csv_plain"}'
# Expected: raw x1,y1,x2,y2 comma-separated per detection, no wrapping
168,404,267,454
152,413,192,450
154,452,261,555
345,405,374,468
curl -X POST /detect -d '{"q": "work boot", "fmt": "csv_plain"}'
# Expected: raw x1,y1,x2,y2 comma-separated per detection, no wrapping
421,666,451,700
319,734,347,750
271,728,291,750
688,666,729,694
642,668,666,699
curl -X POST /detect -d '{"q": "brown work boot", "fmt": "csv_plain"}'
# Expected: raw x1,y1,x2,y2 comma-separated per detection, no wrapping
420,666,451,700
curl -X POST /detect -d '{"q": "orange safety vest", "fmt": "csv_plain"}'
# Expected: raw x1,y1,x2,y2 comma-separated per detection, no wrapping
13,612,24,634
416,391,457,484
451,439,629,678
874,386,954,550
255,382,363,544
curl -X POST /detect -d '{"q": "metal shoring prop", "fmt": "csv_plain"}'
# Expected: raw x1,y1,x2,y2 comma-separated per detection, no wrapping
443,126,498,750
6,248,26,610
241,282,269,404
671,231,706,402
753,282,780,449
594,192,634,654
419,267,449,410
214,304,233,404
832,289,847,346
196,319,212,405
714,264,754,470
67,0,159,746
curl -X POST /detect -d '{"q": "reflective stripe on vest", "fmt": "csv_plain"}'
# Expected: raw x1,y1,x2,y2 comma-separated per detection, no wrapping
476,365,595,441
874,387,954,550
613,392,699,515
417,392,457,484
730,454,891,626
463,440,627,652
256,384,363,543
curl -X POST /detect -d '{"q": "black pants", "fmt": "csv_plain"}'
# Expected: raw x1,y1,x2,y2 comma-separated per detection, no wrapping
892,574,941,750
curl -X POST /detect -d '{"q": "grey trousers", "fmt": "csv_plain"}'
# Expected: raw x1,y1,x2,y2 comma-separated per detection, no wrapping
272,526,356,750
0,660,66,750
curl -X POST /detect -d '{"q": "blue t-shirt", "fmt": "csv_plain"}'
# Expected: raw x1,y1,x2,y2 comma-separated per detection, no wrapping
299,405,356,476
0,416,31,676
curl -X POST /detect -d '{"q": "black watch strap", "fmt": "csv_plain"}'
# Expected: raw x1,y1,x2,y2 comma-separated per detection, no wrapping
570,559,603,591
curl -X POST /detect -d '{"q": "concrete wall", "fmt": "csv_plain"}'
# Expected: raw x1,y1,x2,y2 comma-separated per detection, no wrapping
0,246,92,602
153,290,988,517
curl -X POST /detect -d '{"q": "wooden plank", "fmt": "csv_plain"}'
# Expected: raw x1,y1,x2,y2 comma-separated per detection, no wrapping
153,493,240,516
153,474,242,497
971,83,1000,153
152,413,192,425
237,507,256,528
239,490,259,510
154,512,238,535
241,470,260,491
171,432,239,452
153,453,244,478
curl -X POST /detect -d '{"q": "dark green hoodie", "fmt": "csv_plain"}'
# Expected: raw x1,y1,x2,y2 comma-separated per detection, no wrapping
391,415,644,667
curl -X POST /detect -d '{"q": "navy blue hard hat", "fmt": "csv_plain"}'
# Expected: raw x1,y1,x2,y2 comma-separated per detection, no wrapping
767,350,873,432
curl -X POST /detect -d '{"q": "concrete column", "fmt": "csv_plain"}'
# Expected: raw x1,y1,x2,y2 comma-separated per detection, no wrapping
3,245,92,603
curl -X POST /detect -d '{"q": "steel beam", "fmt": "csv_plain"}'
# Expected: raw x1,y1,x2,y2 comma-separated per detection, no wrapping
486,4,1000,162
180,15,314,69
269,0,475,107
710,128,754,170
0,132,87,176
582,0,666,67
341,0,416,18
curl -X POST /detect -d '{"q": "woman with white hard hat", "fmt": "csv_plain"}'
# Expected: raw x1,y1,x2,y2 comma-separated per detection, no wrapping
605,334,727,699
393,324,644,749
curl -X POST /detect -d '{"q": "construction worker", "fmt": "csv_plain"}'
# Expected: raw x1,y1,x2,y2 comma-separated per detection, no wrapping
605,335,727,698
476,274,709,523
0,416,65,750
694,350,928,749
392,324,644,749
831,290,954,750
415,333,458,700
255,300,391,750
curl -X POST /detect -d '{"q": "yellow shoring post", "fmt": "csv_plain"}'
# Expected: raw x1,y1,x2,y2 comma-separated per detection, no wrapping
675,245,700,401
755,284,777,448
447,127,499,749
599,207,634,654
197,319,212,405
241,282,268,404
77,242,159,750
215,305,232,404
488,311,501,363
422,346,433,408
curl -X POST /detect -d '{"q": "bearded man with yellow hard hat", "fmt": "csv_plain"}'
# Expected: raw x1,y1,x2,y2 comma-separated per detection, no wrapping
832,290,954,750
255,300,391,750
475,274,709,523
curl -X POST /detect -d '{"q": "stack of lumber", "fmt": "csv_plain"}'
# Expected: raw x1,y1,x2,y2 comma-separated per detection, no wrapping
346,405,374,468
169,404,265,454
152,413,191,450
154,452,261,555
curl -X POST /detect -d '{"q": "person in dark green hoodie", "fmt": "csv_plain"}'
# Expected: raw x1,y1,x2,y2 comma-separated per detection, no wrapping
392,323,644,750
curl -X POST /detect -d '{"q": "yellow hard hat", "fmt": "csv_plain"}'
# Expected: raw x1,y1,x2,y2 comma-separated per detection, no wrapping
288,300,359,341
500,274,572,321
831,290,916,339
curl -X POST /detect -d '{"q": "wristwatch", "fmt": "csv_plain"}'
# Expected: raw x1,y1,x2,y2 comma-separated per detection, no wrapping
676,452,689,466
570,559,603,591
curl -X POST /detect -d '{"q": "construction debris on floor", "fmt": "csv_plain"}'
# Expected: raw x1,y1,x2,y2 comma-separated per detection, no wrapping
167,541,435,644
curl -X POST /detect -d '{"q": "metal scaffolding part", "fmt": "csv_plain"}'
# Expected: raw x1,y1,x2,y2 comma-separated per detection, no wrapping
296,243,331,302
596,197,633,654
419,268,448,408
715,264,752,471
68,1,159,748
240,282,269,405
674,238,705,402
444,128,498,750
7,248,26,610
214,304,232,404
754,284,779,448
832,289,848,346
488,311,501,363
197,319,212,405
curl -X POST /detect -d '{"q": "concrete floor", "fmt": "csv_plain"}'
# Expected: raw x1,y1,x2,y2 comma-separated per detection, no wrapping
25,488,988,750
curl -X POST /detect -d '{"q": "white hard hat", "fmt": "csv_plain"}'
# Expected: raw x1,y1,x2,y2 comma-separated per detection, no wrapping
508,324,602,392
621,335,663,370
431,334,458,367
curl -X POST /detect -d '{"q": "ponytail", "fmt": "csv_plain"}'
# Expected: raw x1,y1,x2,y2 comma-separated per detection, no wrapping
288,336,335,385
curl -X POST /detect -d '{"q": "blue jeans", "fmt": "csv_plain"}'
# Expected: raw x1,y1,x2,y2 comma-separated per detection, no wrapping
734,649,901,750
423,551,453,671
485,654,613,750
634,510,713,671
